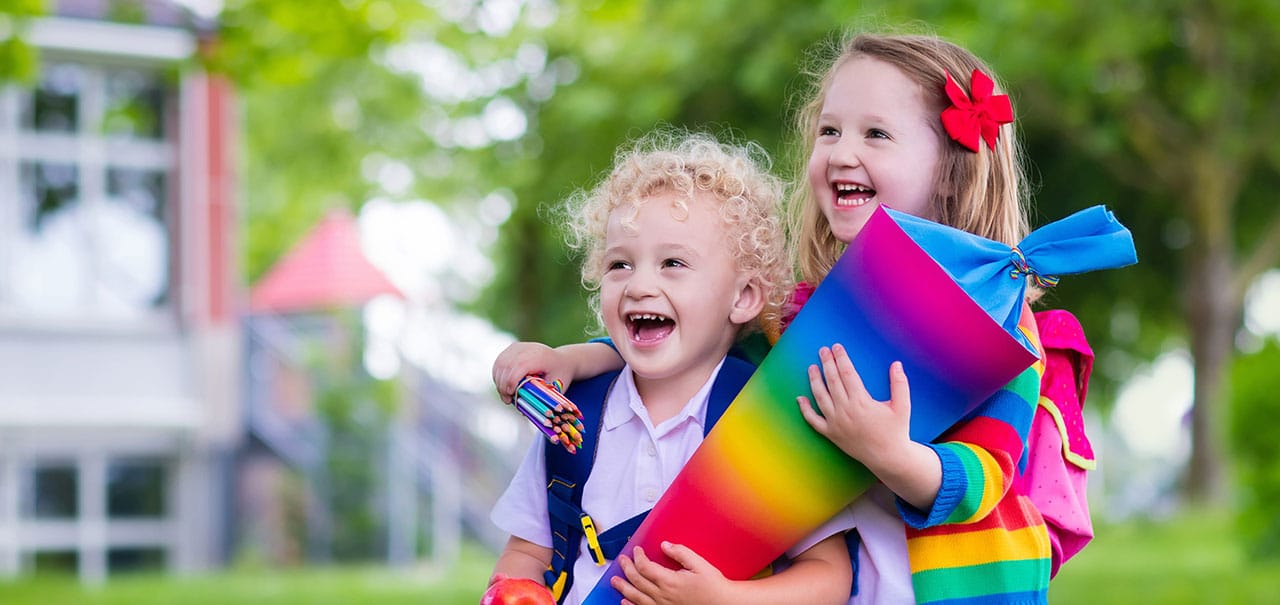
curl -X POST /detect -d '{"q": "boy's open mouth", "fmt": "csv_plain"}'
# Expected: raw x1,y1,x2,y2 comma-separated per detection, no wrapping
834,183,875,207
628,313,675,344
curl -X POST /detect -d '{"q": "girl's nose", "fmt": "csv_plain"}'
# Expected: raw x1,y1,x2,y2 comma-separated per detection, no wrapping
830,138,862,169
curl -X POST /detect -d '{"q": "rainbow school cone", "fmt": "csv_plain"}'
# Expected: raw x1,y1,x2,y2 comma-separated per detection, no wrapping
582,205,1136,603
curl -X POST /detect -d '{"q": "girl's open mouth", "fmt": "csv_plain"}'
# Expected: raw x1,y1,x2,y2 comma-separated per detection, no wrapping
834,183,875,207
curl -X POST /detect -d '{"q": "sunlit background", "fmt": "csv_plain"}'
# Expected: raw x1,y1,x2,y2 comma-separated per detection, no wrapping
2,1,1279,604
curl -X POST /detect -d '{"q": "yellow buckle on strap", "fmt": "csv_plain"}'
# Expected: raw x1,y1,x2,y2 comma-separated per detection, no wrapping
549,569,568,601
580,513,605,565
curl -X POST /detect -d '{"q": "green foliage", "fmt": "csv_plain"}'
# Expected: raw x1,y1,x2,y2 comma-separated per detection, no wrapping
989,0,1280,403
305,313,401,561
474,1,879,343
208,0,429,283
207,0,1278,498
0,0,46,83
1229,337,1280,558
208,0,548,285
105,0,147,25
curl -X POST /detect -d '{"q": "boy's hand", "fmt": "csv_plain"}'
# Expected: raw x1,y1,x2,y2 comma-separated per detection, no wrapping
796,344,913,472
492,342,576,404
612,542,733,605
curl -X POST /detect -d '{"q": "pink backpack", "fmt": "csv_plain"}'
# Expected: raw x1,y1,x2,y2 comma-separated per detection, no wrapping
1018,309,1097,577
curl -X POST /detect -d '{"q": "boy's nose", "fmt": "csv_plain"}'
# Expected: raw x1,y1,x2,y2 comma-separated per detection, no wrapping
624,269,660,298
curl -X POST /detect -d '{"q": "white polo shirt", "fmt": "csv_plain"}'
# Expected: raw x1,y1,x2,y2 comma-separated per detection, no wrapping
490,359,853,605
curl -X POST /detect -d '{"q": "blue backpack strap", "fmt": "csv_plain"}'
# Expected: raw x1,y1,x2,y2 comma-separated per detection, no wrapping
705,356,754,428
589,357,756,561
596,511,649,560
543,357,756,601
543,370,618,603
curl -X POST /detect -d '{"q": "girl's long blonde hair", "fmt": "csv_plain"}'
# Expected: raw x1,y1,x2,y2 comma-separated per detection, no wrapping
787,31,1031,285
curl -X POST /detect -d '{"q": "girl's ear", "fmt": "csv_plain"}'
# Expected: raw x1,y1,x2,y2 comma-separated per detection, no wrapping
729,278,767,325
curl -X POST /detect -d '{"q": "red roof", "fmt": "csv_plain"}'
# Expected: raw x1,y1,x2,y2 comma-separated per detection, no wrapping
250,209,402,313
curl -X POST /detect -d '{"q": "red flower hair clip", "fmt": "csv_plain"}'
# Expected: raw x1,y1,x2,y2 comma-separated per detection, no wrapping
941,69,1014,152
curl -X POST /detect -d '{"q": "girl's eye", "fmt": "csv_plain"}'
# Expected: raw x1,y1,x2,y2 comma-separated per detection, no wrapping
818,125,839,137
663,258,687,268
866,128,890,140
606,260,631,271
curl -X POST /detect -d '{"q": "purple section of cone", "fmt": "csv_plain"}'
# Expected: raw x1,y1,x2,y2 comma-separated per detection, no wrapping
808,207,1037,439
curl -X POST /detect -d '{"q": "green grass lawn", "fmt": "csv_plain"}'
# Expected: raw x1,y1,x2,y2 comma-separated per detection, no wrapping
3,513,1277,604
1049,509,1280,604
0,543,497,605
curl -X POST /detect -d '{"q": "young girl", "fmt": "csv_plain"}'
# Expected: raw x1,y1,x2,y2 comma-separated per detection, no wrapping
494,32,1053,605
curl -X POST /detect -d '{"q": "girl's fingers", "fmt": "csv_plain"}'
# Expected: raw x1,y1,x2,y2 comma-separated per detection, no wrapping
805,363,836,419
817,347,849,404
797,395,828,434
831,344,869,400
888,361,911,418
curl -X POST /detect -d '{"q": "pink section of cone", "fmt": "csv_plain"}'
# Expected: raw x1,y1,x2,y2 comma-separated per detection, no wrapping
250,209,402,313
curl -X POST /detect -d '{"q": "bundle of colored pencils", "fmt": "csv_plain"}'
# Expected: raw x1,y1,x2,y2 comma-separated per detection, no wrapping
514,376,585,453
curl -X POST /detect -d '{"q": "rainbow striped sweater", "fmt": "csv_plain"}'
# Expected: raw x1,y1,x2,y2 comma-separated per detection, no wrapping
898,304,1052,604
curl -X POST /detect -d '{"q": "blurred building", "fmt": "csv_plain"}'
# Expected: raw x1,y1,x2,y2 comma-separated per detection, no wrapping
0,1,239,582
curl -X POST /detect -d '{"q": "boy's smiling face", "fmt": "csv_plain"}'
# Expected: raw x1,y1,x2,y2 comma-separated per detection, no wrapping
599,189,761,395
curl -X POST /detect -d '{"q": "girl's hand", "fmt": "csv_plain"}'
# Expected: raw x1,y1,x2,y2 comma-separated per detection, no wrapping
796,344,913,471
611,542,734,605
491,342,575,404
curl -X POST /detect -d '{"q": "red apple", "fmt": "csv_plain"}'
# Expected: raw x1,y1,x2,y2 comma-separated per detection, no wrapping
480,577,555,605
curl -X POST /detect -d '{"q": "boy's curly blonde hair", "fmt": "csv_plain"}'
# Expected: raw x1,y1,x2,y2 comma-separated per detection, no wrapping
562,129,792,334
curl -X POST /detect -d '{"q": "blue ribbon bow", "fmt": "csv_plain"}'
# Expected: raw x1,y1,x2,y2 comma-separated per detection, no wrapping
887,205,1138,350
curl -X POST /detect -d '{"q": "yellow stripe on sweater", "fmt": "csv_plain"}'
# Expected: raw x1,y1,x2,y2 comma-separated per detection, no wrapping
954,446,1005,524
908,524,1051,571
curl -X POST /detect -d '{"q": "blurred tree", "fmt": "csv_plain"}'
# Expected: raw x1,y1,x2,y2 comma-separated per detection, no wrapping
482,0,1279,505
0,0,46,83
16,0,1249,507
476,0,873,344
987,0,1280,503
205,0,558,289
1230,337,1280,558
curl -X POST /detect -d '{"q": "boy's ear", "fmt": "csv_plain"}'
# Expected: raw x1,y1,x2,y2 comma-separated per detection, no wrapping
729,278,767,325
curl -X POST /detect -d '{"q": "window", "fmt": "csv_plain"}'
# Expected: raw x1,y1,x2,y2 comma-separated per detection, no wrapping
107,459,168,518
108,547,166,574
12,455,176,578
25,463,78,519
1,59,174,322
29,550,79,576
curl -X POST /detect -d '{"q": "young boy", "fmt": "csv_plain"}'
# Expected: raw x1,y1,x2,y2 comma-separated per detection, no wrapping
488,131,851,605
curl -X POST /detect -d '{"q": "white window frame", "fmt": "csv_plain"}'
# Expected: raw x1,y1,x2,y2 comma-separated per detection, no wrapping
0,17,194,334
0,429,182,582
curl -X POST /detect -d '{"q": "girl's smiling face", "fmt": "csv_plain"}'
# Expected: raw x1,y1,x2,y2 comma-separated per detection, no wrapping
807,56,943,244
